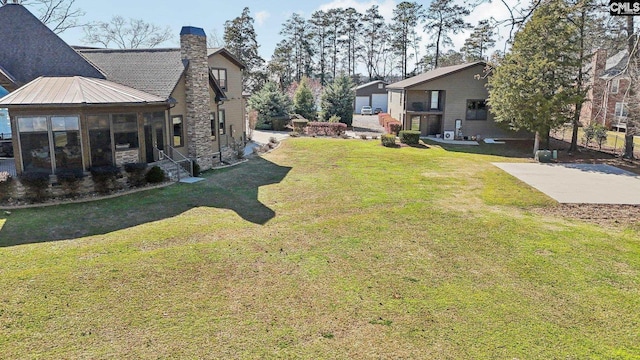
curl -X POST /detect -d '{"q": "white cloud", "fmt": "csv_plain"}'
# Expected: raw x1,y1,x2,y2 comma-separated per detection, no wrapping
255,10,271,27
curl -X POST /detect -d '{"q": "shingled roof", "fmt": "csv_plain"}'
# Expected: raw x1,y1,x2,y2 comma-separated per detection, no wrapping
0,4,104,86
387,62,486,90
78,48,185,99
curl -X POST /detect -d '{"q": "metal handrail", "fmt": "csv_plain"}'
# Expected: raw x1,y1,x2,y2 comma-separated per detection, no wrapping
167,146,194,177
156,147,193,180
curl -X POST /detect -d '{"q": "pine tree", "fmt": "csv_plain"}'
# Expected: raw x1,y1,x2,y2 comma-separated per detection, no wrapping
293,77,317,121
320,76,355,126
488,0,583,154
280,13,315,84
223,7,266,94
390,2,425,79
360,5,386,80
461,20,495,61
309,10,331,85
424,0,471,68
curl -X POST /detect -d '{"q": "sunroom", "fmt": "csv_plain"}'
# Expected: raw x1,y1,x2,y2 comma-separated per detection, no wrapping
0,76,169,175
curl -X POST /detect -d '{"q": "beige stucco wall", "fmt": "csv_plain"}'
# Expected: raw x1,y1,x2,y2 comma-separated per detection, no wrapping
208,53,245,148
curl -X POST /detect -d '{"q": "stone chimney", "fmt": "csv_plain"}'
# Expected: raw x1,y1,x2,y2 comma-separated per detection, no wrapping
180,26,214,171
590,49,608,126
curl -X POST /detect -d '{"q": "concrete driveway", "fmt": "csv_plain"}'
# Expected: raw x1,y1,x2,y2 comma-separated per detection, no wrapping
492,163,640,204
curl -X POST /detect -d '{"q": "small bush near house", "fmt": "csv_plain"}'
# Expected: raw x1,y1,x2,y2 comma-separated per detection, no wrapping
583,123,608,149
306,122,347,137
360,134,368,140
328,115,341,123
90,165,120,194
19,171,50,202
230,138,245,160
389,123,402,136
399,130,421,145
123,162,148,188
381,134,397,147
0,171,13,201
146,166,166,184
56,169,85,198
292,119,308,133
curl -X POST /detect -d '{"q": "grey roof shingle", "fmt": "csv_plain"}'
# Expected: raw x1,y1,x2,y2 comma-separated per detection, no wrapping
78,48,185,99
0,4,104,85
387,62,486,90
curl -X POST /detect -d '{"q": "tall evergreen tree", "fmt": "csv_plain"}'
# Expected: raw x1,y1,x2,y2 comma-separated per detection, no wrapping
326,8,344,80
223,7,265,93
268,40,295,90
321,76,355,126
488,0,583,154
340,7,362,78
309,10,331,85
461,20,495,61
390,1,425,79
424,0,471,68
360,5,386,80
247,82,292,129
280,13,315,83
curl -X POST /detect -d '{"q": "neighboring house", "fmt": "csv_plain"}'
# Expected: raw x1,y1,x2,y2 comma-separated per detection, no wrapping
387,62,529,140
0,3,245,176
354,80,388,114
580,49,630,131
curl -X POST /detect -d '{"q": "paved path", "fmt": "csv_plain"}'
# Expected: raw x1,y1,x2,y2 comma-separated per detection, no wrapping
493,163,640,204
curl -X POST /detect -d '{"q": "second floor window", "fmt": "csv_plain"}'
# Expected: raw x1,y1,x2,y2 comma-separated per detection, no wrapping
611,78,620,94
430,91,440,110
211,68,227,90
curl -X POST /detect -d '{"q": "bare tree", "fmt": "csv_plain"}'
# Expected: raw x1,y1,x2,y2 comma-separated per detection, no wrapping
82,16,173,49
1,0,85,34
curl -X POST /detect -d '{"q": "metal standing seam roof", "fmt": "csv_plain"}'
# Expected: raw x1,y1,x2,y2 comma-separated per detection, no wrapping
386,62,486,90
0,76,167,106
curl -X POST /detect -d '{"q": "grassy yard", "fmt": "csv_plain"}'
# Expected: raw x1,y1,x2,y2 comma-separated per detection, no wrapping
1,138,639,359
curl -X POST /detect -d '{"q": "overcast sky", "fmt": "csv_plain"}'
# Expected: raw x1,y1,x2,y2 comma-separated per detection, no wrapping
56,0,515,61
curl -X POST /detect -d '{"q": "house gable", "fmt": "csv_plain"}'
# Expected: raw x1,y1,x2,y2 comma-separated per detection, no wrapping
0,4,104,86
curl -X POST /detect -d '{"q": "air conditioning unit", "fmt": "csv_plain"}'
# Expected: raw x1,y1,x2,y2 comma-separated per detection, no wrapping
443,131,455,140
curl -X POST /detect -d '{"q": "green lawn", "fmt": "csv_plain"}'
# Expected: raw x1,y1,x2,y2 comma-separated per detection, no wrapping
1,138,639,359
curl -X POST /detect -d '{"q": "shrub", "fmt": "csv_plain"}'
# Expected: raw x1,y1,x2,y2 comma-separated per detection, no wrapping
90,165,120,194
399,130,421,145
56,168,84,197
360,134,368,140
123,162,148,188
269,136,279,144
389,123,402,136
19,171,50,202
0,171,13,201
230,138,246,160
146,165,166,183
328,115,341,123
306,122,347,137
320,76,355,126
381,134,396,147
583,123,608,149
292,119,308,133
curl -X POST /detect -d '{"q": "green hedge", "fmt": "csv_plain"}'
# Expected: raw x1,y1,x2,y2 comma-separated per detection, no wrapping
399,130,421,145
381,134,396,147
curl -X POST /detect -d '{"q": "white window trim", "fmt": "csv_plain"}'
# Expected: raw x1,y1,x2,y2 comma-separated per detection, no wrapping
611,78,620,94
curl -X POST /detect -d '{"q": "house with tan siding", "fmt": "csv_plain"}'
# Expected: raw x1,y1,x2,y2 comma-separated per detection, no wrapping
0,3,245,177
387,62,530,140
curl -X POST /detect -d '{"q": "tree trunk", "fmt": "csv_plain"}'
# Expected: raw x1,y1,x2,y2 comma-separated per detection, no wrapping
533,131,540,156
624,16,636,159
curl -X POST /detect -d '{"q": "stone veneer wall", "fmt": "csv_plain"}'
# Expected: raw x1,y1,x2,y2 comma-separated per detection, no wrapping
180,27,214,171
115,149,139,166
